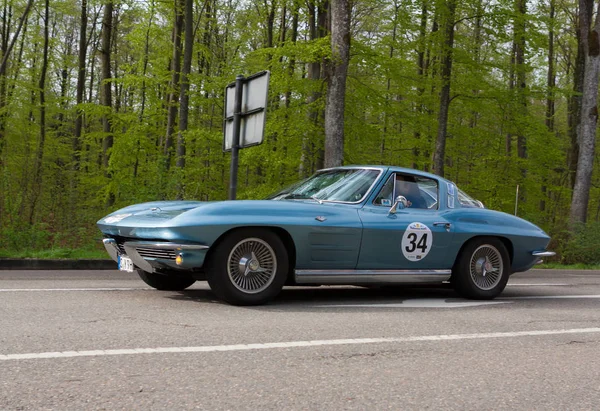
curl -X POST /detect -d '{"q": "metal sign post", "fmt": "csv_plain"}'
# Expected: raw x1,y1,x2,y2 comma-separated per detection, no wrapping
223,71,270,200
228,75,244,200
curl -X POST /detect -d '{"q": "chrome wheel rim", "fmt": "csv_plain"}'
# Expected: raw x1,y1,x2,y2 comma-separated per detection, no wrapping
469,245,503,290
227,238,277,294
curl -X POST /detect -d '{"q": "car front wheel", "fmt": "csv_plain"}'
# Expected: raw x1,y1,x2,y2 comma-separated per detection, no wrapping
207,229,289,305
452,237,510,300
137,269,196,291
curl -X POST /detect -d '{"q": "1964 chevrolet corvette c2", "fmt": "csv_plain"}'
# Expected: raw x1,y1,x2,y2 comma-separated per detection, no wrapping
98,166,555,305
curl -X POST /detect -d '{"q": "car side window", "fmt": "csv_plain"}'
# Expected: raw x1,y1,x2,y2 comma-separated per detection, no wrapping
373,173,438,210
373,175,395,206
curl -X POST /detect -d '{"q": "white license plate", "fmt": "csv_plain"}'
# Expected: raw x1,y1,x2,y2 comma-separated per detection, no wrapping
118,255,134,272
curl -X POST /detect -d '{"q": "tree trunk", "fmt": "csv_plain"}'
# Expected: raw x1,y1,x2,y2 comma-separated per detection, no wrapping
175,0,193,198
0,0,33,76
515,0,527,162
139,2,155,124
545,0,556,132
568,0,592,189
412,0,428,169
266,0,275,49
100,0,113,170
381,0,400,163
164,0,184,167
299,0,327,176
542,0,556,212
432,0,456,177
284,2,298,110
73,0,87,172
324,0,350,168
0,0,34,162
570,0,600,224
29,0,50,224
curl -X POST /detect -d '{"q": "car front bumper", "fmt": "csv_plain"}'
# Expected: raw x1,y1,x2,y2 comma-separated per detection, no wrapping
103,238,209,273
532,250,556,265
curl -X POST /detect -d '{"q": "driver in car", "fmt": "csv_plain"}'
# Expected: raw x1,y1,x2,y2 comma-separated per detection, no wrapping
394,174,427,209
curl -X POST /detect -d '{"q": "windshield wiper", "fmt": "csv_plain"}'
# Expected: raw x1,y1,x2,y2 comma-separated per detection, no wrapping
283,193,323,203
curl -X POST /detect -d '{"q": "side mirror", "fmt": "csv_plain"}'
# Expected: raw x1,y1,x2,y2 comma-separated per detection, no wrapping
389,196,408,214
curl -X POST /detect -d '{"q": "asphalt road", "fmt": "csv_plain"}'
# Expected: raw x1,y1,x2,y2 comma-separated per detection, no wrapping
1,269,600,410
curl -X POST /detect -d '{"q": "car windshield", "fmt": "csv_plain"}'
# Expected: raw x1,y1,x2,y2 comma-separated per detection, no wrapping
268,168,381,203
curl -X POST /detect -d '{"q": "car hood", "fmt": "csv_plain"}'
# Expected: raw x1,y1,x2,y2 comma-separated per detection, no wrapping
98,201,209,226
97,199,348,230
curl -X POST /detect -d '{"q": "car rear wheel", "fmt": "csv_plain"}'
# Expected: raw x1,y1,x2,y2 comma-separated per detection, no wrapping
137,269,196,291
207,229,289,305
452,237,510,300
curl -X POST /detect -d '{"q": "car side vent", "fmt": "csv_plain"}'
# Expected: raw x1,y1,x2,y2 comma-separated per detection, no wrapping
457,218,488,224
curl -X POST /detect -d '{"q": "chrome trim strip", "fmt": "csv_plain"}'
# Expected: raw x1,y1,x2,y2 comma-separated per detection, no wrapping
102,238,119,263
317,166,385,173
532,251,555,257
124,241,209,251
295,269,452,285
296,269,452,275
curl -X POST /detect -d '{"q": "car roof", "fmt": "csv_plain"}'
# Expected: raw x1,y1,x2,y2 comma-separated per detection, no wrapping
318,165,446,182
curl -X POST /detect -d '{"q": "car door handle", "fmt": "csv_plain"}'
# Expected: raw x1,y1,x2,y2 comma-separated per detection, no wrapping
433,222,451,231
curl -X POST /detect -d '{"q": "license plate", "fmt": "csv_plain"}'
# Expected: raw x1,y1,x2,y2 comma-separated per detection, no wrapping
118,255,134,272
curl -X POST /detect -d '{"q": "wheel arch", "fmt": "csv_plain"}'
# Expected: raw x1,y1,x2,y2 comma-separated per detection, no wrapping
204,226,297,282
452,235,514,270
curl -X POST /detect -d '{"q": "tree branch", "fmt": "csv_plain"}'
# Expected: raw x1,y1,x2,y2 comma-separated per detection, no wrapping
0,0,34,75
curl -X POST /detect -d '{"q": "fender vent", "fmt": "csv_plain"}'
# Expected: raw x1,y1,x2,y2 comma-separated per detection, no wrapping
458,218,488,224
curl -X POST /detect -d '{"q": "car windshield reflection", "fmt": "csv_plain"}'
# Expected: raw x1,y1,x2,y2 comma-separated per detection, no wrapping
268,168,381,203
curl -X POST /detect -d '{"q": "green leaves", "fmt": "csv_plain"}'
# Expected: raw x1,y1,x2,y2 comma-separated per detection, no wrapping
0,0,597,253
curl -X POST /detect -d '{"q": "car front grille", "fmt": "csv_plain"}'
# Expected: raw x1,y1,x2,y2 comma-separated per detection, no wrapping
116,243,126,254
135,247,177,260
105,236,177,261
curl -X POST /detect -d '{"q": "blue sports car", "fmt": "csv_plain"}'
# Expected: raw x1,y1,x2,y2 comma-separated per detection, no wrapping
98,166,554,305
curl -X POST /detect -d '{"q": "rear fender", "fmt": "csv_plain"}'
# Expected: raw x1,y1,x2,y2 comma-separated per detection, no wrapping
451,235,514,271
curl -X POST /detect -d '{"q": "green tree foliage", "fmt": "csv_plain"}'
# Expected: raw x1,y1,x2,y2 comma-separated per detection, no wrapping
0,0,598,259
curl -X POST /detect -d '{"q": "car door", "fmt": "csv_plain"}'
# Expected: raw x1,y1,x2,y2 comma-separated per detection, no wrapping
357,172,455,270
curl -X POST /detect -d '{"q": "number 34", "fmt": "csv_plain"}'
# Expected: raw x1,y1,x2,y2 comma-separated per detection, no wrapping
405,233,428,253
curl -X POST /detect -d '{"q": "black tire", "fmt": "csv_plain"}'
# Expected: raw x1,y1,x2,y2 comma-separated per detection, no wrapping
137,269,196,291
207,228,289,305
452,237,510,300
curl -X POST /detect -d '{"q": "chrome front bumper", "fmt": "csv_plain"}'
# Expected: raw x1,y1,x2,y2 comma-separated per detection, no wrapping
103,238,209,272
532,251,556,257
532,250,556,264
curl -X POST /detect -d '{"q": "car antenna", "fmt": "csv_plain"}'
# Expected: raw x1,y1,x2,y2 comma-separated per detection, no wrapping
514,185,519,216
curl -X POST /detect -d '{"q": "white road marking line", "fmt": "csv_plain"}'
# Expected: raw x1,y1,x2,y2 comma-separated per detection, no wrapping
2,328,600,362
507,283,570,286
315,299,510,308
0,288,151,292
502,294,600,300
313,294,600,308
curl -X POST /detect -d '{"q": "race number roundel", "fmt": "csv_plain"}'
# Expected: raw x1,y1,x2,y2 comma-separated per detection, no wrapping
401,222,433,261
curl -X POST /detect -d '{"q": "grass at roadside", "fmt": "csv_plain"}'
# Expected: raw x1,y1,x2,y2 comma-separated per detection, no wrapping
0,248,108,259
537,262,600,270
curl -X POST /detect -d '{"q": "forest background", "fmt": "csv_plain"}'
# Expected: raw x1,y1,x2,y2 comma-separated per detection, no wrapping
1,0,600,263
